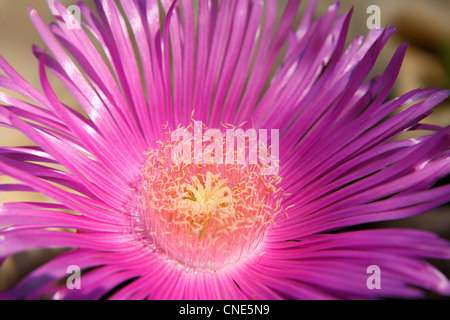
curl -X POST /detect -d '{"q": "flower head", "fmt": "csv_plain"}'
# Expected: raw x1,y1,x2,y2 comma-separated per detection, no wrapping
0,0,449,299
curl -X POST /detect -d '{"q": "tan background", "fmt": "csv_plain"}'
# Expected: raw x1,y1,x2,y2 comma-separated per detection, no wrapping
0,0,449,297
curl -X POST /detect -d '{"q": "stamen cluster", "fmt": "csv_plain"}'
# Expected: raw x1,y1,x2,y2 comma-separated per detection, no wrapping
138,126,284,271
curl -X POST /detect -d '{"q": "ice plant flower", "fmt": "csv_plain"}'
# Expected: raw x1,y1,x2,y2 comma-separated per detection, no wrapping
0,0,449,299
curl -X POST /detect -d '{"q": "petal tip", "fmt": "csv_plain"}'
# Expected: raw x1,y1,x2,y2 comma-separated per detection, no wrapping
28,7,37,16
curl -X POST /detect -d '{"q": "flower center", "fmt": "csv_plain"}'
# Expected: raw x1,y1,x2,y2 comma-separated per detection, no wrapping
137,125,283,271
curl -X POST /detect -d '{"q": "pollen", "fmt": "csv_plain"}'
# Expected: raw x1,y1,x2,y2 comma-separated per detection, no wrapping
137,124,284,271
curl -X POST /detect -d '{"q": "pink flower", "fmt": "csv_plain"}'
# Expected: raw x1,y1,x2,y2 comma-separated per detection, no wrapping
0,0,449,299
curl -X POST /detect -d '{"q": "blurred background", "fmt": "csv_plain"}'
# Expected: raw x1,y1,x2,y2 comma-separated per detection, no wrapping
0,0,449,298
